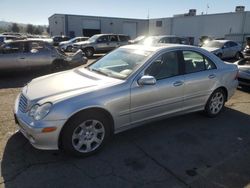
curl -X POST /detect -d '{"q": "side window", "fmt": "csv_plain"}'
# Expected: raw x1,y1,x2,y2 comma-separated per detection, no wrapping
110,35,118,42
183,51,216,74
223,42,230,49
1,43,24,54
97,36,109,43
30,42,45,53
145,51,179,80
119,35,129,42
229,42,237,47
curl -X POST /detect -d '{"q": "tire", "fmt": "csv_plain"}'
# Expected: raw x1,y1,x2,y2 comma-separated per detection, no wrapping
235,52,242,60
61,112,111,157
51,59,68,73
84,48,94,58
204,88,226,118
66,46,72,52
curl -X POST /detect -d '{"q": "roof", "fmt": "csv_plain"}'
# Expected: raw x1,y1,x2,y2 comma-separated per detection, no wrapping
121,43,199,52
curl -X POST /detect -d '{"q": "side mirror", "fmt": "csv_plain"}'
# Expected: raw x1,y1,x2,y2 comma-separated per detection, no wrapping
138,75,156,86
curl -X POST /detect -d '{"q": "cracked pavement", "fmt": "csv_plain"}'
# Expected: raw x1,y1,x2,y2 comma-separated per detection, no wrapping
0,59,250,188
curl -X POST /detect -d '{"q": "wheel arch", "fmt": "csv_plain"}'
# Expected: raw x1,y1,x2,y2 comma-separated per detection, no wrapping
58,107,115,149
215,86,228,101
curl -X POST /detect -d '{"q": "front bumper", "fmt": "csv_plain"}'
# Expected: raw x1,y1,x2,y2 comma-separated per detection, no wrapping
14,95,66,150
238,71,250,87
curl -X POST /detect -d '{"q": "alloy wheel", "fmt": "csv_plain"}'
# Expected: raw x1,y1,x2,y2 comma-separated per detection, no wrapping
72,119,105,153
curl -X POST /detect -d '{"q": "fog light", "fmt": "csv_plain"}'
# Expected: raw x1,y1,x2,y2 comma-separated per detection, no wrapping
42,127,57,133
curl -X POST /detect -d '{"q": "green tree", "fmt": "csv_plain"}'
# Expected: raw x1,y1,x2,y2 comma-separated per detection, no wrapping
11,23,20,33
26,24,34,34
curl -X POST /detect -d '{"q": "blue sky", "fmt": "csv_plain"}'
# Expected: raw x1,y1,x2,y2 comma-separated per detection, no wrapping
1,0,249,25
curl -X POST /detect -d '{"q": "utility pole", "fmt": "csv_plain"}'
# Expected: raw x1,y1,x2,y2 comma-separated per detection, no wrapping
206,4,210,14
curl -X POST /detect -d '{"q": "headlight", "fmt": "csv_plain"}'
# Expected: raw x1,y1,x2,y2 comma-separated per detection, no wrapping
29,103,52,121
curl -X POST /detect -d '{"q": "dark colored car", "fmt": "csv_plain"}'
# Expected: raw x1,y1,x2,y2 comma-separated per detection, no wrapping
52,36,70,46
242,37,250,59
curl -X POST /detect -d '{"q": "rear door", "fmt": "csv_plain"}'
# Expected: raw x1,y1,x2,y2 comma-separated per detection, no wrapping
0,42,27,70
25,41,53,68
181,50,217,111
222,42,232,58
130,50,185,124
109,35,120,50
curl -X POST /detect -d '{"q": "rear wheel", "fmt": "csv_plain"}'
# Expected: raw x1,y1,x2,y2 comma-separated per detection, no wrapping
61,112,111,157
204,89,226,117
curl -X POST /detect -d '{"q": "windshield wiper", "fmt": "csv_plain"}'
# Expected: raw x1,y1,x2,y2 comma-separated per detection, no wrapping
89,68,110,77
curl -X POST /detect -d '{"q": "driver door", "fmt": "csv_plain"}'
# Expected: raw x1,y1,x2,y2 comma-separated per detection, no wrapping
130,50,185,124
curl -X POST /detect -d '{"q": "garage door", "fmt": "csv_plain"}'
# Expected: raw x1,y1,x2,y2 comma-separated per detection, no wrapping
123,22,137,39
83,19,100,29
82,19,101,37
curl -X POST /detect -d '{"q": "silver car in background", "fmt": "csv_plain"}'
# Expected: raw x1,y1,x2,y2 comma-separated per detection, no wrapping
59,37,89,52
14,44,238,157
235,58,250,88
72,34,130,57
202,40,242,59
0,40,87,71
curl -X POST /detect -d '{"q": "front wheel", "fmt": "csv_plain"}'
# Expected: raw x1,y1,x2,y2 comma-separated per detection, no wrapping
84,48,94,58
61,112,111,157
204,89,226,117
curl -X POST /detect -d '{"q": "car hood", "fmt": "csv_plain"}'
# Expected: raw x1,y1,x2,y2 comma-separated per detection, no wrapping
74,41,90,45
23,68,123,103
59,41,70,45
202,47,220,52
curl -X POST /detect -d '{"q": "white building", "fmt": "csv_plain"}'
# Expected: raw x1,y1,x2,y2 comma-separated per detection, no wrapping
49,9,250,45
149,11,250,45
48,14,148,39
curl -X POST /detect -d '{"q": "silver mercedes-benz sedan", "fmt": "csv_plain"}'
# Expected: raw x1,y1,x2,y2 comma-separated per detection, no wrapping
14,44,238,157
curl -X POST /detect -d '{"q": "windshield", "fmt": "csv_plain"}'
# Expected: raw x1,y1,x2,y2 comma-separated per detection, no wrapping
69,38,78,42
87,48,153,79
203,41,223,48
88,35,99,43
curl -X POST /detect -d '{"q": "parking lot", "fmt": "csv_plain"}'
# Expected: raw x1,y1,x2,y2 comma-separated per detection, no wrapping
0,56,249,188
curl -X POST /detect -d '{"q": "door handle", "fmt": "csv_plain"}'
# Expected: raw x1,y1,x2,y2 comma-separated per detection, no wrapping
173,81,184,87
208,74,216,79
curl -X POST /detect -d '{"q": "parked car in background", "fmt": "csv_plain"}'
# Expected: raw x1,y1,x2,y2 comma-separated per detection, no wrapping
235,58,250,88
14,44,238,157
0,35,19,45
242,37,250,59
0,40,87,71
52,36,70,46
27,37,53,45
72,34,130,57
128,35,146,44
59,37,89,52
139,35,187,46
202,40,242,59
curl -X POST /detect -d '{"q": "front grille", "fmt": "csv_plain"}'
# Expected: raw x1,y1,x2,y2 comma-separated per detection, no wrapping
19,94,28,113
